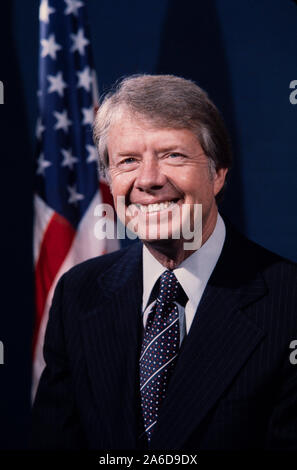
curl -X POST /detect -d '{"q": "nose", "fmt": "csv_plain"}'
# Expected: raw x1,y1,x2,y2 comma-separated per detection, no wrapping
135,157,167,192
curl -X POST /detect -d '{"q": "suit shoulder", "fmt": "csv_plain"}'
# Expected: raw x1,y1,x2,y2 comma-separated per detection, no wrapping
60,244,135,285
245,236,296,275
52,242,142,319
223,218,297,285
233,227,297,285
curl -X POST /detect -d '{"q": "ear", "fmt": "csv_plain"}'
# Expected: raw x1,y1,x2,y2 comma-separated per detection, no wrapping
213,168,228,196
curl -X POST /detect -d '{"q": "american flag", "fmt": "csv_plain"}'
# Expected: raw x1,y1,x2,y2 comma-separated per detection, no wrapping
33,0,119,397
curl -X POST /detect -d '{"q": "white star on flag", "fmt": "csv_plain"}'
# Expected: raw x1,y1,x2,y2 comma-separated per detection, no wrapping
36,117,45,139
53,110,72,132
61,148,78,170
82,106,94,125
39,0,55,23
67,184,84,205
71,28,89,55
86,144,98,163
77,66,93,92
36,153,52,176
41,34,62,60
47,71,67,97
64,0,83,16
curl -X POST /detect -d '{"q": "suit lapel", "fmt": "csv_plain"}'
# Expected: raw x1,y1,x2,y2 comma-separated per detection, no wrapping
79,221,270,449
150,222,269,449
80,242,144,449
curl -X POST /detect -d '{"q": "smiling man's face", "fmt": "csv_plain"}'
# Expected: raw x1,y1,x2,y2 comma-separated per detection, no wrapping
107,113,227,253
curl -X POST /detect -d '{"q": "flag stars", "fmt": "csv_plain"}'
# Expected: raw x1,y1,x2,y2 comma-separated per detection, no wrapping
39,0,55,23
47,71,67,97
67,184,84,205
41,34,62,60
77,66,93,92
61,148,78,170
86,144,98,163
71,28,89,55
82,106,94,125
53,109,72,133
64,0,83,16
36,118,45,139
36,153,52,176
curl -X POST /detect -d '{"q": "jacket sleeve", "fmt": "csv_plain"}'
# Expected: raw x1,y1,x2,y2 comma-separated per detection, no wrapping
31,274,87,449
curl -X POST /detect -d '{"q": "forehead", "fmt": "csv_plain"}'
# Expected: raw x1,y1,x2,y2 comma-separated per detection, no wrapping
106,113,201,154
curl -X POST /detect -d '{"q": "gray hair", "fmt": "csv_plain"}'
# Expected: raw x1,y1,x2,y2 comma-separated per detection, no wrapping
93,74,232,201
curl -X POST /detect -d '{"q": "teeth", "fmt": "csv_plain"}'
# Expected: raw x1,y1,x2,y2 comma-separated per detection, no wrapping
129,200,178,214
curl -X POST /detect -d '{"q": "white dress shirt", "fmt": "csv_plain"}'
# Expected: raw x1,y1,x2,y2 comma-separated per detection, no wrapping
142,213,226,345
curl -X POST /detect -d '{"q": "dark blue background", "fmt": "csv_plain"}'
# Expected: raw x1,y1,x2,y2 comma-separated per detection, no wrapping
0,0,296,449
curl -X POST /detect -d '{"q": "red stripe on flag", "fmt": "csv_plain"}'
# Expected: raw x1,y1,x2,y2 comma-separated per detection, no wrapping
100,180,114,206
33,212,75,354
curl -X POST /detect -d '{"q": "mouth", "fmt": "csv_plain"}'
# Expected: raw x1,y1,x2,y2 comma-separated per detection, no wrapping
126,199,182,215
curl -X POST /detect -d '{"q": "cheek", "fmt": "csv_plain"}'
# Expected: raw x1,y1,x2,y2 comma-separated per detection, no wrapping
176,171,206,193
163,168,195,195
167,166,210,190
110,173,132,197
185,177,215,202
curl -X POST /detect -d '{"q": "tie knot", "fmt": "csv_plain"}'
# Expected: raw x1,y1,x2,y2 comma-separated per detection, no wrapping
158,270,179,304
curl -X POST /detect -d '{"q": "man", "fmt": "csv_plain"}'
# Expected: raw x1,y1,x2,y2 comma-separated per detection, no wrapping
32,75,297,450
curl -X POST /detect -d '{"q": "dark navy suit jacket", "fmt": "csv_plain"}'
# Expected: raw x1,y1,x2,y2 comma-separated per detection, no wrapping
32,222,297,450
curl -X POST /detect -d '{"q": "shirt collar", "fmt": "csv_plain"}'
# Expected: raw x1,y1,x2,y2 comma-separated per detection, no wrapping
142,213,226,311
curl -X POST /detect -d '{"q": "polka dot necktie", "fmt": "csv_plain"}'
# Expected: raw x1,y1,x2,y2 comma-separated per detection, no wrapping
139,270,181,442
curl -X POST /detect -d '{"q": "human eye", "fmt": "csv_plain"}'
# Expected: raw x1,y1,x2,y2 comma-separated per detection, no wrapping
168,152,183,158
166,152,186,161
118,156,137,165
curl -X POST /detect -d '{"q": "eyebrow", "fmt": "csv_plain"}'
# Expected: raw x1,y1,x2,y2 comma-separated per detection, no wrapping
116,146,184,156
115,152,141,158
156,146,184,153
